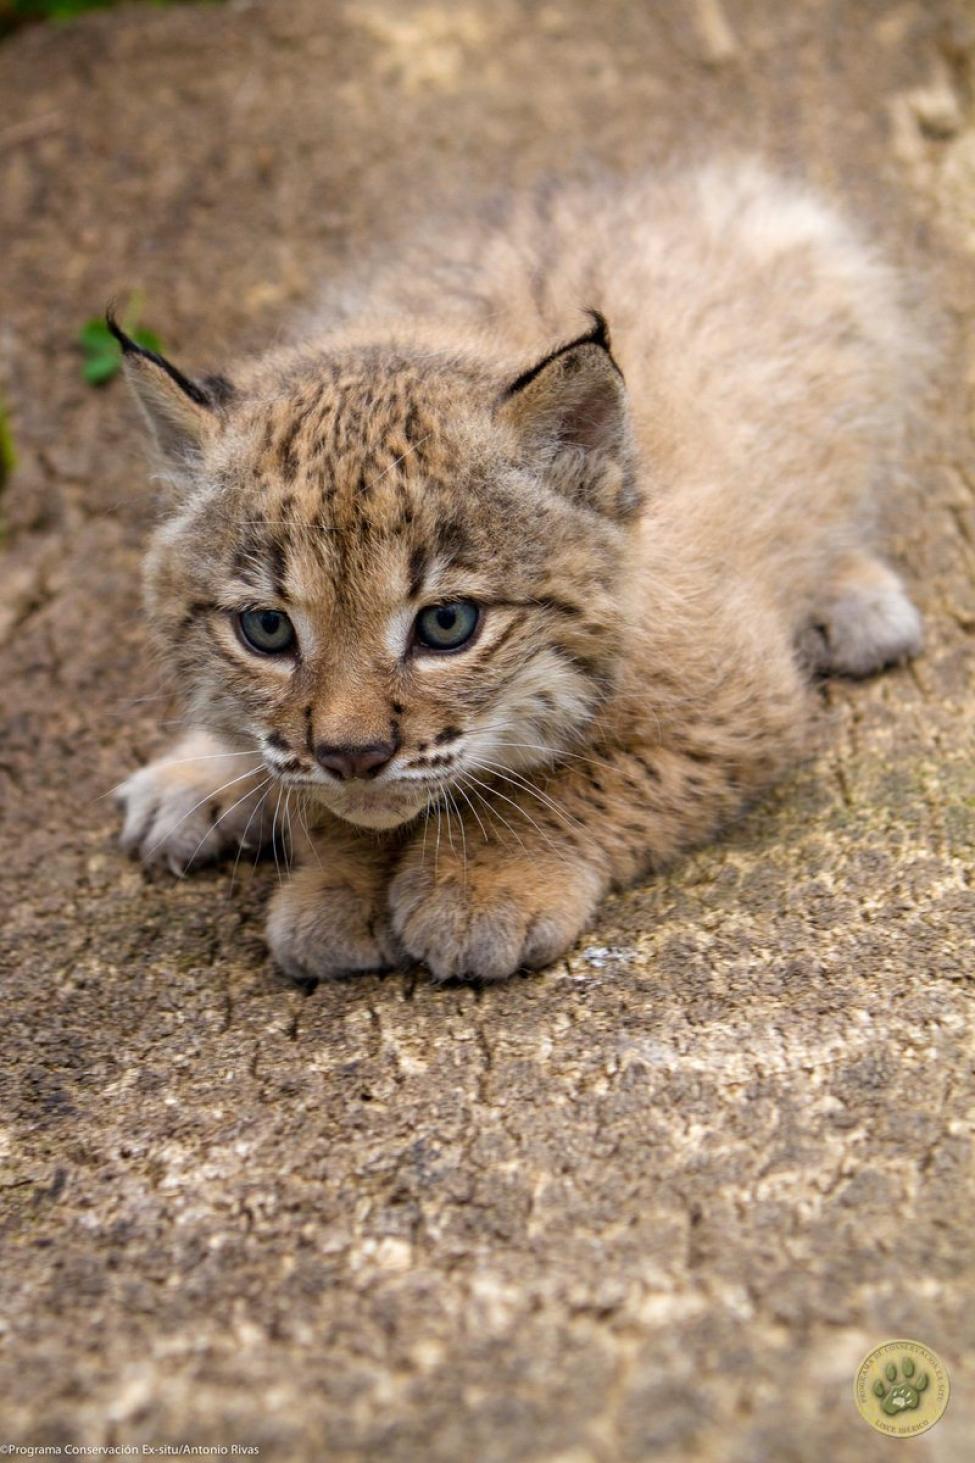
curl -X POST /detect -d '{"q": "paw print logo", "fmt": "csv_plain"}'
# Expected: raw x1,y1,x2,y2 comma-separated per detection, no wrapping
855,1339,950,1437
873,1356,928,1414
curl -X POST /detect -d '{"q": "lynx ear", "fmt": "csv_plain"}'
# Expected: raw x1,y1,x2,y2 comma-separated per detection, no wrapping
108,312,231,468
498,312,638,518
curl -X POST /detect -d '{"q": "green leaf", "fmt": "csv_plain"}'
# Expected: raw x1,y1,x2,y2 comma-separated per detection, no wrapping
79,317,114,350
132,327,162,354
78,297,165,389
83,352,122,386
0,396,16,490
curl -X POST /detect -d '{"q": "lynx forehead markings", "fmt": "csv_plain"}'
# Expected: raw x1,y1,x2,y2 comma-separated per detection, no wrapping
114,162,925,981
263,363,437,497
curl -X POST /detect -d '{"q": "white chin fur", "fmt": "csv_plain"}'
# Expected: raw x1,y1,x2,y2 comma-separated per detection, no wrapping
335,804,420,830
306,784,428,830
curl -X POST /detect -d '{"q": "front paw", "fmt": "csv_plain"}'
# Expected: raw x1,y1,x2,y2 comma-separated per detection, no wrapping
266,865,400,981
388,853,604,982
117,742,267,874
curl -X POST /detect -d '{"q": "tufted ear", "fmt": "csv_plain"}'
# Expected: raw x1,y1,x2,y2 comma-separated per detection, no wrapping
108,311,234,470
498,311,638,518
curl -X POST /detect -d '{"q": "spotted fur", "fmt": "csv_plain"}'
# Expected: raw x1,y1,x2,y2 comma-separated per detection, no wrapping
116,162,924,981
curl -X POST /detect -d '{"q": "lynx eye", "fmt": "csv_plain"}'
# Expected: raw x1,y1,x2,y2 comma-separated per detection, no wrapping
414,599,480,652
236,608,297,656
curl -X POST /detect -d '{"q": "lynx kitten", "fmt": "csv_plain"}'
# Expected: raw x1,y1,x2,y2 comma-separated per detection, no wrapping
116,163,923,981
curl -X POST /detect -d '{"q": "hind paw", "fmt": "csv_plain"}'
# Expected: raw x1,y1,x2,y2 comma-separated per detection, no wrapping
802,555,922,678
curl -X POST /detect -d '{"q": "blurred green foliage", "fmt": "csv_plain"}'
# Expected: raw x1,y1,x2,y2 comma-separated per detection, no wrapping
0,396,15,492
80,296,164,386
0,0,217,41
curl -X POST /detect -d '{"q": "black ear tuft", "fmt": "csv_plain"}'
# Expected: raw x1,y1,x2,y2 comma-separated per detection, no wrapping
498,306,638,517
108,305,233,468
503,308,623,401
105,307,213,408
105,305,140,357
582,308,614,357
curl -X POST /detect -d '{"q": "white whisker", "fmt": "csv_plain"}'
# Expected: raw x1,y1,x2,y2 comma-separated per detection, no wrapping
446,786,468,881
96,748,263,805
229,777,273,895
420,797,431,871
181,776,267,875
270,785,285,886
297,793,324,871
457,775,524,854
454,781,490,846
471,718,625,778
443,789,456,856
283,790,294,873
463,771,564,856
142,766,265,863
471,756,586,835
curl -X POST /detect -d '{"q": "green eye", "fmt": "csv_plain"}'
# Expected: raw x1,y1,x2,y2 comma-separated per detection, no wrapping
414,599,480,651
236,608,297,655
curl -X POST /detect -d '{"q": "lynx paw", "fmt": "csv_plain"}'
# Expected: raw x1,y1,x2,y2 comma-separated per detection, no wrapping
388,853,604,982
804,555,922,678
117,733,268,874
266,865,399,981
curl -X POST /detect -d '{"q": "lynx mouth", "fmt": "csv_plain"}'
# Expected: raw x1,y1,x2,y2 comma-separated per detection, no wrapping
302,778,432,831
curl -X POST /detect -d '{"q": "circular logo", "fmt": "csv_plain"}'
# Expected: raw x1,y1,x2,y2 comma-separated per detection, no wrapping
854,1339,950,1437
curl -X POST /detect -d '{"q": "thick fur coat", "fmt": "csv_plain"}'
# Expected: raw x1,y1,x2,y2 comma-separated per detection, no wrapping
116,163,923,981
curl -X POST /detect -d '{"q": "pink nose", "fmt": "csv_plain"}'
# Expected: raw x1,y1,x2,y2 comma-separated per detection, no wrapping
314,740,397,781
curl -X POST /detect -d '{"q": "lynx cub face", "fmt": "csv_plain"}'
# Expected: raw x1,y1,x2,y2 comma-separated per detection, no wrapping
116,165,923,981
128,314,635,833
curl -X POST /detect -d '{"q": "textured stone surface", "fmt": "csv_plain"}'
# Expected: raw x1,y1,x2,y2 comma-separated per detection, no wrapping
0,2,973,1458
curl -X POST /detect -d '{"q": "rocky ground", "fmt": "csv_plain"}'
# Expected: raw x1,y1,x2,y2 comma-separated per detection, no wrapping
1,1,973,1458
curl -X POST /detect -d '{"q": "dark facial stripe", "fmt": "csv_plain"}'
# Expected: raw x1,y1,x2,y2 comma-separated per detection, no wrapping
500,595,583,619
266,535,289,598
546,643,614,705
434,517,473,567
407,545,427,599
178,599,217,630
204,624,249,671
477,612,528,664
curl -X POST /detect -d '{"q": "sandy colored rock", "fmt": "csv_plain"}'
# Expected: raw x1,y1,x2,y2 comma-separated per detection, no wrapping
0,2,972,1459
